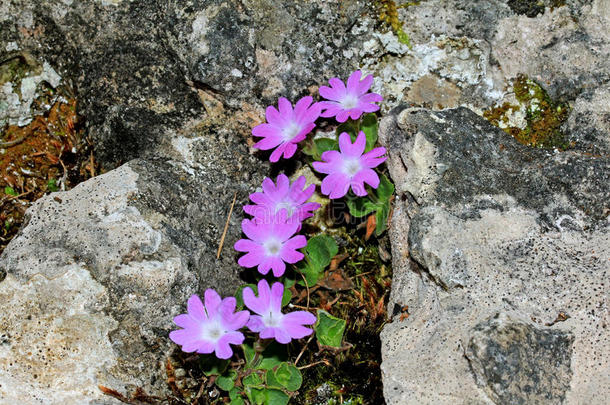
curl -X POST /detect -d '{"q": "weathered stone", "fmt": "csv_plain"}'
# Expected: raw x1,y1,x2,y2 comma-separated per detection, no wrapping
0,116,269,402
379,107,609,404
492,2,610,100
466,313,575,405
564,82,610,155
0,0,372,168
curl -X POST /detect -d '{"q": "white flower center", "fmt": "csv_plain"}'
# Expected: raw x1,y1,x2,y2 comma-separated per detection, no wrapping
282,121,301,141
202,322,225,343
264,239,282,256
275,201,295,216
341,94,358,109
262,311,282,328
342,158,361,176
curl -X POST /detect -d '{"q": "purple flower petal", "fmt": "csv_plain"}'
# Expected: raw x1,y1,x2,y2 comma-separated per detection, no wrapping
187,295,207,321
313,131,386,199
270,257,286,277
242,280,317,344
237,251,262,268
318,71,382,123
252,96,320,162
346,70,362,89
170,291,249,359
246,315,265,332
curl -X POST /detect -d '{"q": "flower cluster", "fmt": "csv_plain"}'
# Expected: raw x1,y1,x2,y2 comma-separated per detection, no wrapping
170,280,315,357
252,70,386,199
170,70,387,360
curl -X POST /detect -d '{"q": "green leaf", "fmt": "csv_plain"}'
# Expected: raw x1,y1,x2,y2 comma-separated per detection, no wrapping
302,141,317,159
336,121,358,140
296,261,323,286
315,310,346,348
245,342,288,370
376,174,394,202
4,186,18,196
375,200,391,236
265,389,290,405
243,373,264,388
230,396,245,405
282,274,296,289
346,196,378,218
246,387,265,405
199,357,229,377
281,288,292,307
361,113,378,152
296,235,338,286
229,387,241,400
257,342,287,370
265,369,283,390
314,138,338,155
273,363,302,392
306,235,338,269
235,283,257,309
216,370,237,392
47,178,59,192
243,343,257,368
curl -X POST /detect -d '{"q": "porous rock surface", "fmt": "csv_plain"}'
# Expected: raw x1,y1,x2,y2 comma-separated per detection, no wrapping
379,107,609,404
0,129,269,403
1,0,367,402
0,0,371,168
2,0,610,404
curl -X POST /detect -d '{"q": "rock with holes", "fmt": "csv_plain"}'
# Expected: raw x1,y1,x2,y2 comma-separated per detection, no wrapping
379,107,609,404
0,0,371,168
467,313,575,404
0,124,268,403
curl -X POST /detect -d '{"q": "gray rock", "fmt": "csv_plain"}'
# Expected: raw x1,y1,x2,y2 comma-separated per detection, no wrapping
492,1,610,100
564,82,610,155
0,0,371,168
0,164,189,404
379,107,609,404
466,313,574,405
0,116,269,402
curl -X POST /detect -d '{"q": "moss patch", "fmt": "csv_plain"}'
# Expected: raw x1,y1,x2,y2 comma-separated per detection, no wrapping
483,75,570,149
507,0,566,17
375,0,420,47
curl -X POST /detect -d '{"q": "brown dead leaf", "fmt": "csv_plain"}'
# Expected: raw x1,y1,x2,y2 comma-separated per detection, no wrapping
329,253,349,271
365,214,376,241
98,385,129,402
319,268,355,291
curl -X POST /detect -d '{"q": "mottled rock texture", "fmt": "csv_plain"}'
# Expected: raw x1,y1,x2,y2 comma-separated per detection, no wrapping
467,313,575,405
0,130,269,403
1,0,371,168
1,0,369,402
379,107,609,404
2,0,610,403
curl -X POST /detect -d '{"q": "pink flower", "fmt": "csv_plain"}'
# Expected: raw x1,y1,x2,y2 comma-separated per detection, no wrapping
252,96,322,162
319,70,383,123
169,291,249,359
234,210,307,277
244,174,320,224
243,280,316,344
312,131,387,199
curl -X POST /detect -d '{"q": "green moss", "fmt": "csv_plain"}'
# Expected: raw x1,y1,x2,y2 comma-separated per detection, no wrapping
376,1,419,48
483,74,571,150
